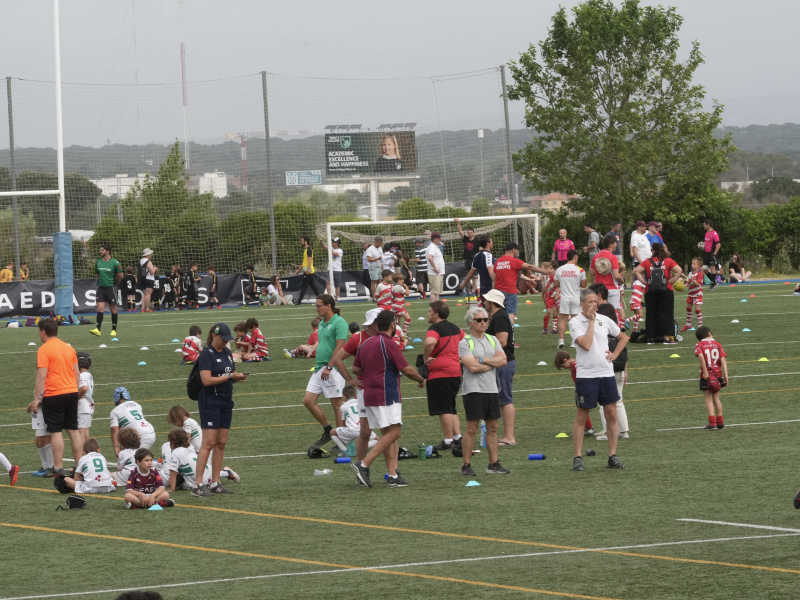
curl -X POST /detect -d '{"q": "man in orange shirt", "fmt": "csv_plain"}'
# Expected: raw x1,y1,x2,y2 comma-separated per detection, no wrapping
27,319,82,476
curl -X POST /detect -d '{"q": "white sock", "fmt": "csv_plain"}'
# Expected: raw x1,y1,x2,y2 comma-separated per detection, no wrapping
44,444,54,468
219,470,229,480
559,339,564,344
444,438,453,444
331,434,348,452
38,446,49,468
0,452,11,472
453,434,462,440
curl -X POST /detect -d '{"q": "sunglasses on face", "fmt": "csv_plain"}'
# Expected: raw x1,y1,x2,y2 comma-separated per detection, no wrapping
473,317,489,323
314,304,324,309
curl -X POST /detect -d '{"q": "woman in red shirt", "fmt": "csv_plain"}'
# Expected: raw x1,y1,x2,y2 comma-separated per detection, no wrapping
633,243,682,344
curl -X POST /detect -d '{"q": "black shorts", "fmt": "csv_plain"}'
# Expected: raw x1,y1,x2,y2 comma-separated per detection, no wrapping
426,376,460,416
462,392,501,422
41,392,79,433
575,376,619,409
142,279,154,289
703,252,717,267
416,271,429,287
97,285,117,306
185,288,197,300
198,392,234,430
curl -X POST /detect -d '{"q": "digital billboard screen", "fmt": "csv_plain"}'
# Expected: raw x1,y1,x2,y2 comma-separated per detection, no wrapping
325,131,417,176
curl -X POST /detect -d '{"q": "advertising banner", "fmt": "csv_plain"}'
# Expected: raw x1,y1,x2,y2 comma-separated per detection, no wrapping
325,131,417,175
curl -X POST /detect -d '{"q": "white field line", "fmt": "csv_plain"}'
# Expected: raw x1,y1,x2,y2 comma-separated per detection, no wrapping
629,340,800,353
677,518,800,533
3,531,800,600
658,419,800,432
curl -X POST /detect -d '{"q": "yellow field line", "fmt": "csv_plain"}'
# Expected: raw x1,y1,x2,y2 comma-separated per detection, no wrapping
0,522,619,599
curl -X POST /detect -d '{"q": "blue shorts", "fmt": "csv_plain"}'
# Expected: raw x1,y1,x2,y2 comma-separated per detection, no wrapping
497,360,516,406
502,291,518,315
575,376,619,409
198,392,234,430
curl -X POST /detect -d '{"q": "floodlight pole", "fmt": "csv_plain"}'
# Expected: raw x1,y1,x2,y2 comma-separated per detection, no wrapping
6,78,21,281
54,0,65,232
261,72,277,275
500,65,517,243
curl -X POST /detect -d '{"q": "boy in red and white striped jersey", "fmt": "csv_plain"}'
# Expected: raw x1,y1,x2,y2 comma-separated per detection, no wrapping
627,279,645,332
375,270,394,310
244,317,269,361
181,325,202,364
391,272,411,341
681,258,704,332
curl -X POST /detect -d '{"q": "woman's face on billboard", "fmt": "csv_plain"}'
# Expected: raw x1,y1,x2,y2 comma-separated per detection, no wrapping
381,137,397,157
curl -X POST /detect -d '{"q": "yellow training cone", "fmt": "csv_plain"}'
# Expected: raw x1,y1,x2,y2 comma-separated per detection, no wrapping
670,354,680,358
758,357,769,362
555,432,569,438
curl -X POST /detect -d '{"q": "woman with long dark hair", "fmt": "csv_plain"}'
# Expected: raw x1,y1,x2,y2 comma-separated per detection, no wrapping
633,243,682,345
728,253,752,283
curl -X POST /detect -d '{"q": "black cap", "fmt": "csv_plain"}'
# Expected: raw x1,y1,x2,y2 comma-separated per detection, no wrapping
211,323,234,341
505,241,520,251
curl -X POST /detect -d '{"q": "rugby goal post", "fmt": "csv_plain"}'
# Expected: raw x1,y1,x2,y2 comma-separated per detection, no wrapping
322,214,538,300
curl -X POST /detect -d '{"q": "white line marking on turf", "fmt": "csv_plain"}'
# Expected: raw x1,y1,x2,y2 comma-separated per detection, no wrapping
677,518,800,533
93,369,314,386
225,452,307,459
658,419,800,431
4,531,800,600
630,340,800,352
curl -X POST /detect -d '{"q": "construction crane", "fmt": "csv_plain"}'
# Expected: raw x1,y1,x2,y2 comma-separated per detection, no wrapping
224,132,265,192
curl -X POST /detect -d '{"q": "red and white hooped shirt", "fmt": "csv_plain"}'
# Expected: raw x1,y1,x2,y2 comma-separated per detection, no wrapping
629,280,644,309
686,270,703,303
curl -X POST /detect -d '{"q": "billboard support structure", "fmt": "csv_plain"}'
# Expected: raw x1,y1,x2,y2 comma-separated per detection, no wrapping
261,72,277,275
500,65,518,244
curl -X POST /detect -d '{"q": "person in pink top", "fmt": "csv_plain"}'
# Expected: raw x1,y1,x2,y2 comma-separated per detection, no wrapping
702,219,721,290
551,229,575,267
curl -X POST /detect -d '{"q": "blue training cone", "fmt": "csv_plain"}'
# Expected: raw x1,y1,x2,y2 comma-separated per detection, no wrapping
112,337,119,341
148,504,163,511
412,338,422,342
514,324,520,328
740,299,747,303
742,328,751,332
465,480,481,487
137,361,147,366
172,339,180,343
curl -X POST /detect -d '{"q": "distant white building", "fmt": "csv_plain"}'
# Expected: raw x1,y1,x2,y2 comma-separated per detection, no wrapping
198,171,228,198
91,174,146,197
92,172,229,199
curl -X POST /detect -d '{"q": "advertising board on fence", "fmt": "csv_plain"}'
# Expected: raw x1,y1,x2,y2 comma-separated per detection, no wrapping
285,170,323,185
325,131,417,175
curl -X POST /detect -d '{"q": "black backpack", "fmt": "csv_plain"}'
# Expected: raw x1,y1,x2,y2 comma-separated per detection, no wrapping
139,260,149,281
187,360,202,400
647,258,668,293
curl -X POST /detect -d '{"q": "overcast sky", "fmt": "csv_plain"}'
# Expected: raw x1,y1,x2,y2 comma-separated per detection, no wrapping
1,0,798,129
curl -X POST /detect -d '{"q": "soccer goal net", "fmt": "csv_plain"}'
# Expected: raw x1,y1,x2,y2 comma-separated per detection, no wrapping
317,214,538,300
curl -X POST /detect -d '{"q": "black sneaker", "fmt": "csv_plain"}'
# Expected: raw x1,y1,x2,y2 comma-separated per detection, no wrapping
703,424,717,430
434,439,454,451
387,473,408,487
209,483,233,494
717,423,725,430
709,281,717,291
573,456,585,471
607,454,625,469
486,461,510,474
453,437,463,446
351,460,372,488
584,427,595,436
461,463,477,477
191,485,214,497
312,426,333,449
794,487,800,509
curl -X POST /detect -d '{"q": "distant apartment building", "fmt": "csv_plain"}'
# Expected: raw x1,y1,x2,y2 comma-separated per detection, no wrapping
527,193,577,211
93,171,229,199
90,174,145,197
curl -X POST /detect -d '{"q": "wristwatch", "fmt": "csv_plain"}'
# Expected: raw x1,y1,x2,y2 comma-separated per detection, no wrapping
478,356,484,364
227,373,233,380
325,365,333,371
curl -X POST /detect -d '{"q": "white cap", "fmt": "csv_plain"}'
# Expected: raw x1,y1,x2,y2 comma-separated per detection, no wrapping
363,308,383,327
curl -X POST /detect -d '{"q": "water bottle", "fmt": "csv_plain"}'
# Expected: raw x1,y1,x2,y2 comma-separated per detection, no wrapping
418,443,426,461
528,454,546,460
335,457,351,464
314,469,332,476
480,420,486,448
347,440,356,457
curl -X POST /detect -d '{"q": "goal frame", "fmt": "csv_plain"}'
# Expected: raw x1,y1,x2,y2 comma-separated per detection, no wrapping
324,213,539,298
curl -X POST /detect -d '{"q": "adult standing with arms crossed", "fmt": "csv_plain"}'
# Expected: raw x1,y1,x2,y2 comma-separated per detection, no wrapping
702,219,721,290
361,242,372,297
351,310,425,488
483,290,517,447
139,249,158,312
321,237,344,301
192,323,248,497
305,295,349,448
569,289,628,471
455,217,479,297
552,229,575,267
582,223,601,270
554,250,587,349
294,235,324,305
27,318,83,477
90,243,123,338
427,232,446,302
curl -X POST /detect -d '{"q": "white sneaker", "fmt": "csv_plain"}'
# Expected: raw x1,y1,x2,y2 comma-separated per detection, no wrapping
595,432,608,441
619,432,629,439
558,340,565,349
570,341,576,348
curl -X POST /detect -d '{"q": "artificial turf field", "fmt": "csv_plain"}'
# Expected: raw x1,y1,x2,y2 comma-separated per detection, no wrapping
1,281,800,600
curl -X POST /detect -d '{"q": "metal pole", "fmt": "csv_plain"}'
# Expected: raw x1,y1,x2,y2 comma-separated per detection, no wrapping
478,129,484,191
54,0,66,232
6,79,21,281
326,222,334,301
369,178,378,222
534,214,539,266
261,72,277,275
500,65,517,243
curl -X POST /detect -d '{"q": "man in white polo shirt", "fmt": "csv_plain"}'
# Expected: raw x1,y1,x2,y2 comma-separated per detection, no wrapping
569,288,628,471
629,220,651,269
554,249,586,349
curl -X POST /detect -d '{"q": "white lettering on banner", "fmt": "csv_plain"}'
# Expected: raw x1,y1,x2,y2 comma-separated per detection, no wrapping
20,292,33,309
73,294,81,306
345,282,358,297
42,292,54,308
0,295,12,310
197,287,208,305
446,273,459,289
84,290,96,307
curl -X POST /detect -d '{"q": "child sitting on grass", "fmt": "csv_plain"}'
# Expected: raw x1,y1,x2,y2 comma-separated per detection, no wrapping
110,387,156,453
331,386,378,455
123,448,174,509
55,439,115,495
554,350,597,436
694,326,728,430
283,317,321,358
114,428,141,486
182,325,203,364
164,429,239,492
232,322,252,362
243,317,270,362
166,405,203,452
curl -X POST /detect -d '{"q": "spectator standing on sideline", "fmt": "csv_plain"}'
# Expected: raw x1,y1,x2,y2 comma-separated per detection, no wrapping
554,250,587,349
90,243,123,338
606,222,622,259
645,221,669,256
569,289,628,471
27,318,83,476
294,235,324,305
493,241,553,326
455,217,479,297
411,237,429,299
19,260,29,281
457,236,495,302
427,232,446,302
483,290,517,446
423,300,465,451
629,221,650,269
702,219,721,290
321,237,344,301
366,236,384,300
582,223,601,268
351,310,425,488
634,242,682,344
305,295,349,448
552,229,575,267
0,260,13,283
591,235,625,321
361,242,371,296
458,307,510,476
192,323,248,497
139,249,158,312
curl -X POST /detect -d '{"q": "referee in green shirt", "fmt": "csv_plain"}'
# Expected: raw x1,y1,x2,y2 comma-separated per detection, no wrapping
90,243,123,337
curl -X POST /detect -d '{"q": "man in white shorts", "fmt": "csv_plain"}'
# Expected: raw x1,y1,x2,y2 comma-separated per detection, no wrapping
351,310,425,488
554,249,587,349
591,235,625,314
332,308,382,462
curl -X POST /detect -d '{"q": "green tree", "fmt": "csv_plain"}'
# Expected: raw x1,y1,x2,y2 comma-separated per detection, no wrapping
750,177,800,201
507,0,733,262
396,197,437,221
470,197,491,217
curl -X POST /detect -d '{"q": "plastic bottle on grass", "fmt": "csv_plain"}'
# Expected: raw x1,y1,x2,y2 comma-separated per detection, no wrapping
314,469,332,476
480,420,487,448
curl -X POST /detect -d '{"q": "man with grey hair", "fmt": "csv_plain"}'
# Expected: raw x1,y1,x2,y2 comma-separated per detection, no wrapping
569,288,628,471
366,236,384,300
458,306,509,477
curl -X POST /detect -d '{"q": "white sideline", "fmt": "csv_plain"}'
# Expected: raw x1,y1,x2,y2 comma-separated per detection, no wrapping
3,531,799,600
677,518,800,533
658,419,800,431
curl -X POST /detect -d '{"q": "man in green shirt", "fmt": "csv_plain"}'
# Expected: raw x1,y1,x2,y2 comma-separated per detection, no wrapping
90,243,123,338
303,294,348,448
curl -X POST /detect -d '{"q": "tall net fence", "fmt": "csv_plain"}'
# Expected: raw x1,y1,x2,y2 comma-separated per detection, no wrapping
0,68,525,280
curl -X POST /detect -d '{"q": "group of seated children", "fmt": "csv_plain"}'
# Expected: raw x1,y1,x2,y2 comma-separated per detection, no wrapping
232,318,270,362
284,317,321,358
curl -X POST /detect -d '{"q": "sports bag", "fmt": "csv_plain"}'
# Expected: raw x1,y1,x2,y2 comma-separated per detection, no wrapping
56,495,87,510
647,258,668,293
187,360,202,401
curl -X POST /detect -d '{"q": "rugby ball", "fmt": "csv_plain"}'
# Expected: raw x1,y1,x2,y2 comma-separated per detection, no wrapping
673,281,685,292
697,241,704,249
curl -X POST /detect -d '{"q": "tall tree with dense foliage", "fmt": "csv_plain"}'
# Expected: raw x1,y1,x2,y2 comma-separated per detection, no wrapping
507,0,734,254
